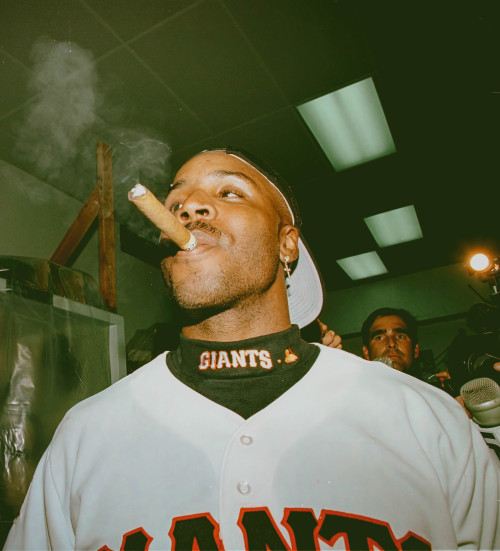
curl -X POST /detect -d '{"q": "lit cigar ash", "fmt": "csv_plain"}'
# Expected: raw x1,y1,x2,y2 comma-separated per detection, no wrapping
128,183,197,251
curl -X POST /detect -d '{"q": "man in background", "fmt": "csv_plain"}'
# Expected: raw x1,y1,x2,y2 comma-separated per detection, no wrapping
361,307,460,394
361,307,419,373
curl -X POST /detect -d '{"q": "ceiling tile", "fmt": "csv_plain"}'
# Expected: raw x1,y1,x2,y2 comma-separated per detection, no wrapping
168,108,336,202
0,0,120,64
0,0,497,295
82,0,199,42
0,126,20,167
96,48,211,149
130,0,287,132
0,52,33,121
223,0,374,104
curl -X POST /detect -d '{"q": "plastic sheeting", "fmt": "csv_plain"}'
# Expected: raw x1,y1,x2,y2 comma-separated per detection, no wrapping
0,256,105,309
126,321,181,374
0,257,121,542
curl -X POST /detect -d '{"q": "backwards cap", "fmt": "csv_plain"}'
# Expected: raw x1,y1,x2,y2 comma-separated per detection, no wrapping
198,147,324,328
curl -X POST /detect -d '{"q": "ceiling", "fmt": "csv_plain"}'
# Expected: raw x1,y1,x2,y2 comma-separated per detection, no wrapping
1,0,498,293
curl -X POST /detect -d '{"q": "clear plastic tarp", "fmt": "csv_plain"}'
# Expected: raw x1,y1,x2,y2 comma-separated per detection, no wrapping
0,257,125,542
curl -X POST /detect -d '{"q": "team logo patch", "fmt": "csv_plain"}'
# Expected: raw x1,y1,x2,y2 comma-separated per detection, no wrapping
199,349,273,370
284,348,299,363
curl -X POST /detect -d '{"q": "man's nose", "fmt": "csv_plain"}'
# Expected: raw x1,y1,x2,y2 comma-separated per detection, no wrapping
386,336,397,349
177,189,217,222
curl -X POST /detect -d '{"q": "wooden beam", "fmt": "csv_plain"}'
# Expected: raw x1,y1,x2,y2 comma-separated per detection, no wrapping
97,142,117,312
50,184,100,265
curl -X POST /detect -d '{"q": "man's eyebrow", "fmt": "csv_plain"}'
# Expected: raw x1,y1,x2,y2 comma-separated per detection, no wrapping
370,329,387,338
169,179,186,191
210,170,258,189
169,170,259,191
370,327,410,338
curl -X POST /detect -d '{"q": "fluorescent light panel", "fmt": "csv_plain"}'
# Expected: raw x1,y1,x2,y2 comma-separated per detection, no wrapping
364,205,423,248
336,251,388,281
297,77,396,171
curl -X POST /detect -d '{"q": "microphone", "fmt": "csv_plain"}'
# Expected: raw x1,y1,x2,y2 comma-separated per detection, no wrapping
373,356,394,369
460,377,500,427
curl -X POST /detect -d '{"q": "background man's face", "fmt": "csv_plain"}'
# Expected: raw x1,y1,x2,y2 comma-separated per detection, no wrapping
160,151,284,312
362,315,419,372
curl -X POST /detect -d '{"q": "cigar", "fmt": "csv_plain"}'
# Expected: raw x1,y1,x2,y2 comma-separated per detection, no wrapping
128,183,198,251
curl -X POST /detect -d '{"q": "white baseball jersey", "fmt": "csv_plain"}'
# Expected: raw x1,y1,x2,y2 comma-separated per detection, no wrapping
5,346,500,550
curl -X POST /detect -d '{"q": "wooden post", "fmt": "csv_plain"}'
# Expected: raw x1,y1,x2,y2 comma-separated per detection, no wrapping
50,185,100,265
97,142,117,313
50,142,117,313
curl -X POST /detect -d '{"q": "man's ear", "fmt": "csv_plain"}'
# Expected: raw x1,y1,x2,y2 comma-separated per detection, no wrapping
279,225,299,263
414,343,419,359
362,345,371,361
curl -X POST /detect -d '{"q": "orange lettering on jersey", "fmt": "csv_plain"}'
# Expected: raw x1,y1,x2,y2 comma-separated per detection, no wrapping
282,508,320,551
106,507,431,551
169,513,225,551
317,509,431,551
238,507,291,551
121,527,152,551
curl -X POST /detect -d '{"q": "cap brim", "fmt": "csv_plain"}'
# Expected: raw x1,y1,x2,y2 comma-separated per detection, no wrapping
287,237,324,328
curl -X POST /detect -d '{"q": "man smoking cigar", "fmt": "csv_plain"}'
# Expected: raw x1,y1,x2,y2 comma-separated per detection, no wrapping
5,148,500,550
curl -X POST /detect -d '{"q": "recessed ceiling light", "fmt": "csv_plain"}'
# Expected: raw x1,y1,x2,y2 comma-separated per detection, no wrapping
364,205,423,248
336,251,388,280
297,77,396,171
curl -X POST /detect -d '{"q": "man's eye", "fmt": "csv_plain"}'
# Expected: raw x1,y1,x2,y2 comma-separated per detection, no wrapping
219,189,243,199
373,335,384,342
397,334,408,340
168,201,182,213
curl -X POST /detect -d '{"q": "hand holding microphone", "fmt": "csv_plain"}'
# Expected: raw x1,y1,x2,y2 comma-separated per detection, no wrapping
460,377,500,427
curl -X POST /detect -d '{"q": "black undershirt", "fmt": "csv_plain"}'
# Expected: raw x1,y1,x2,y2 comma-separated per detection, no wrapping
166,325,320,419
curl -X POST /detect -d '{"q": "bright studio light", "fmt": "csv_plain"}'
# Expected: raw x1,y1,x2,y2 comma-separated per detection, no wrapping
470,253,491,272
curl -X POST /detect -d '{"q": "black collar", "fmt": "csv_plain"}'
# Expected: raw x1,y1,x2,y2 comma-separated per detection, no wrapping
169,325,312,378
166,325,320,418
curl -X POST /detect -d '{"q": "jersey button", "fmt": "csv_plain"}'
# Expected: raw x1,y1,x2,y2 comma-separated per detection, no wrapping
240,435,253,445
237,481,251,495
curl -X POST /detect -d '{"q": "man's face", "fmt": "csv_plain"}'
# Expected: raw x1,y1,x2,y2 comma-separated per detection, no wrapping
362,315,419,372
160,151,291,313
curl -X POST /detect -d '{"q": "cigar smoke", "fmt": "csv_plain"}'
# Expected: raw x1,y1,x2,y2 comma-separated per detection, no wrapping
15,37,98,181
14,37,172,242
112,130,171,242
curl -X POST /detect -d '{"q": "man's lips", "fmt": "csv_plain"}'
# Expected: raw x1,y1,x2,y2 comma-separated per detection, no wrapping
175,229,219,257
192,228,220,246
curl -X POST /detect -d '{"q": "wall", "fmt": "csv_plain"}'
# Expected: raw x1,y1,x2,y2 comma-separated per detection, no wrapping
0,160,174,343
320,262,491,365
